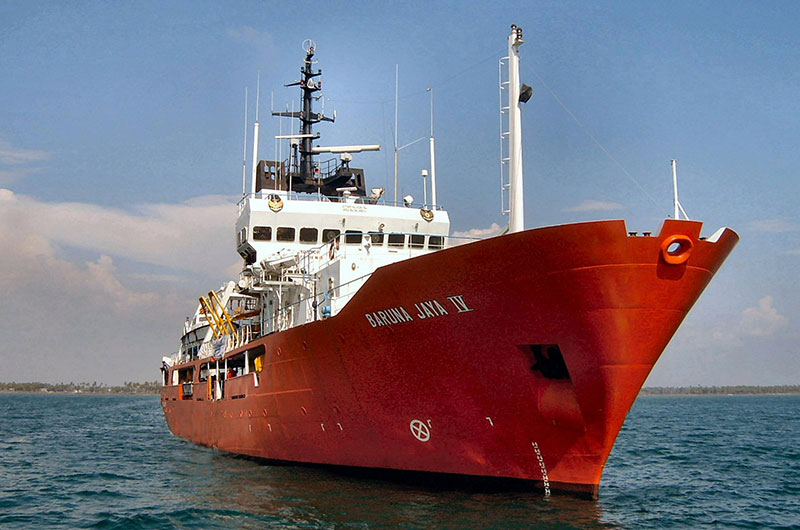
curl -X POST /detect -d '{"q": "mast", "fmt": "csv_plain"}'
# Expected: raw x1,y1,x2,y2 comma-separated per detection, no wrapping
300,48,316,182
272,40,334,188
672,159,679,219
392,66,426,205
251,73,260,195
508,24,525,233
242,87,248,196
394,65,399,203
428,87,437,207
671,159,689,220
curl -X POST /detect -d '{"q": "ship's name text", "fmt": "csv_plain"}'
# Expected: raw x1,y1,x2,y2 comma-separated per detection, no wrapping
364,294,474,328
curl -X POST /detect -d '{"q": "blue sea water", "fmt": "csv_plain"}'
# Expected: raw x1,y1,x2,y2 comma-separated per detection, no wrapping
0,394,798,529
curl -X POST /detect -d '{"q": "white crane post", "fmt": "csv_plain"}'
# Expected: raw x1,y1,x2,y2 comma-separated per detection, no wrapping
508,25,525,233
429,137,437,207
428,87,437,207
251,122,260,195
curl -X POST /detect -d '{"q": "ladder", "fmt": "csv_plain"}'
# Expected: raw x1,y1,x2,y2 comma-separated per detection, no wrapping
498,56,511,216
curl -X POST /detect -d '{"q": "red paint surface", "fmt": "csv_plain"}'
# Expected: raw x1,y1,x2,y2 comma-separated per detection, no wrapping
161,219,738,497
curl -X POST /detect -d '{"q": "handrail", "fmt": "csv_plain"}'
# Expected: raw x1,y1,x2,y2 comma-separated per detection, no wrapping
269,230,486,320
273,270,374,318
237,190,446,211
268,230,480,261
180,228,492,354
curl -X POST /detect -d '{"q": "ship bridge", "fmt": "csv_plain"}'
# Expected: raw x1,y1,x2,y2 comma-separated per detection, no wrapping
235,190,450,266
233,188,450,336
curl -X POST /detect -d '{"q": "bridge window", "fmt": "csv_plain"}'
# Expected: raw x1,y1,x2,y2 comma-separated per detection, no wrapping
277,227,295,242
410,234,425,248
429,235,445,249
299,227,318,243
345,230,362,244
388,233,406,247
323,229,340,242
253,226,271,241
368,232,384,245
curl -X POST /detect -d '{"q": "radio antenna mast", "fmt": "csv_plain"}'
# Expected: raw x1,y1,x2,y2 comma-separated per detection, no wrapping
250,72,261,195
242,87,248,196
394,64,399,203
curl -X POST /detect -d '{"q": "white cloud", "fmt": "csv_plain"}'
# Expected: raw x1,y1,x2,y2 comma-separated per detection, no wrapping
0,139,48,165
86,255,160,309
0,188,237,278
0,139,48,185
707,328,744,349
126,272,184,283
450,222,503,245
740,296,788,337
648,294,798,386
749,218,800,233
0,189,244,384
0,187,239,326
563,199,623,212
0,198,159,312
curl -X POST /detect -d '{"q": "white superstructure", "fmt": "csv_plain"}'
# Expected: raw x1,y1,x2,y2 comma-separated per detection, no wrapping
234,189,450,334
170,40,451,366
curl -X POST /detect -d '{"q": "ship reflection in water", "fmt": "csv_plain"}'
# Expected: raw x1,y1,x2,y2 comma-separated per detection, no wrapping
169,449,609,528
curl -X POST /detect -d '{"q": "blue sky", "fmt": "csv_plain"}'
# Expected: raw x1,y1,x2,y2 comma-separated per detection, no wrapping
1,1,798,385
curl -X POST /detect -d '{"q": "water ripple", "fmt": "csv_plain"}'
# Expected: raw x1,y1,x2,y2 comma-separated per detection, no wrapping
0,394,798,529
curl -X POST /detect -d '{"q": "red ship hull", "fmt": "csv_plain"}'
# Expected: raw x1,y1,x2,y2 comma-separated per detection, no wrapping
161,219,737,497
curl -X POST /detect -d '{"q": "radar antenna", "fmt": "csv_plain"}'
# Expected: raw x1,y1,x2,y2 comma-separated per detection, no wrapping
272,41,334,185
264,42,378,198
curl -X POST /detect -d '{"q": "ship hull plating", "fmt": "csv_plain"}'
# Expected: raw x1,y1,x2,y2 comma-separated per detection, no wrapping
161,219,737,497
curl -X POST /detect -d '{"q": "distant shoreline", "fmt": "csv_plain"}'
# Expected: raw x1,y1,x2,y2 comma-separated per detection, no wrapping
641,385,800,396
0,390,159,396
2,382,797,397
0,382,160,395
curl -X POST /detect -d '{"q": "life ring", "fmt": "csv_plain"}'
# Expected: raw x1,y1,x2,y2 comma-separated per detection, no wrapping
660,234,693,265
328,238,340,260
